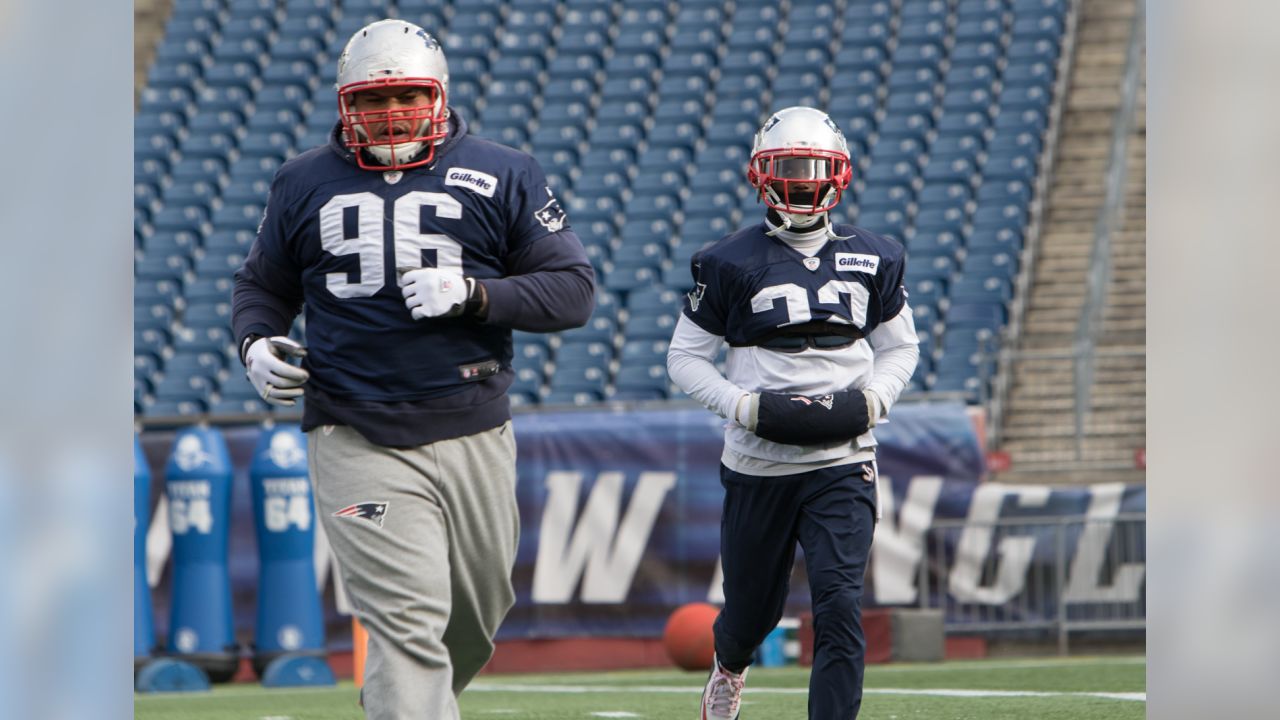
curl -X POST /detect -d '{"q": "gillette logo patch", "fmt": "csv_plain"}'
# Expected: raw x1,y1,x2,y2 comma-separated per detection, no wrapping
445,168,497,197
835,253,880,274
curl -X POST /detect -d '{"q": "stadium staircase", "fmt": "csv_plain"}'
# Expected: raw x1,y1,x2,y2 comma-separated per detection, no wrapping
992,0,1144,483
136,0,174,108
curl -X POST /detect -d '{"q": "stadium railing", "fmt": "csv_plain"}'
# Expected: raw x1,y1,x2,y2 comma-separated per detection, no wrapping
918,511,1146,655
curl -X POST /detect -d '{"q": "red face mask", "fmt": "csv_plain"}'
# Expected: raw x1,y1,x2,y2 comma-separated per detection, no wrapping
338,79,448,170
747,148,852,215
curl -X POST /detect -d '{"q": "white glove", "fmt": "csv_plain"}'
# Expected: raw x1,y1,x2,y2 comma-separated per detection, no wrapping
244,336,309,407
399,267,476,320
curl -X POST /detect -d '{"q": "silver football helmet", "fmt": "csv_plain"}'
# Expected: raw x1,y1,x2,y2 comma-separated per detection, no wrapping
336,19,450,170
747,107,853,233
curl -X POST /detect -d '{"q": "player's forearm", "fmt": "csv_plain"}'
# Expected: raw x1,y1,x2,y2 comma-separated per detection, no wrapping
231,270,303,355
667,315,746,422
480,264,595,331
480,231,596,332
865,307,921,419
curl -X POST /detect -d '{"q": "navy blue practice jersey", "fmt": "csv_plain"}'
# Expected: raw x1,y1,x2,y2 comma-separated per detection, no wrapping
683,224,908,345
236,117,573,404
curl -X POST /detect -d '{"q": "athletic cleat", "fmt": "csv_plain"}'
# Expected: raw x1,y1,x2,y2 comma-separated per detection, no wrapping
700,654,748,719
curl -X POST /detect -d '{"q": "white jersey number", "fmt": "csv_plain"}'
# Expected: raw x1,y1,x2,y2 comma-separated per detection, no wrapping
318,192,464,298
752,280,871,327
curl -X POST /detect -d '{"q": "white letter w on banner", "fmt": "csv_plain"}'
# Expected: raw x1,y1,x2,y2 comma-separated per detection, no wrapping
532,471,676,603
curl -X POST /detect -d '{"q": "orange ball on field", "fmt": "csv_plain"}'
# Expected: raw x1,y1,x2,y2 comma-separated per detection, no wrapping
662,602,719,671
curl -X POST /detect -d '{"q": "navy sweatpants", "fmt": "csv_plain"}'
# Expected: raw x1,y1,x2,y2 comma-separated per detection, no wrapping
713,461,877,720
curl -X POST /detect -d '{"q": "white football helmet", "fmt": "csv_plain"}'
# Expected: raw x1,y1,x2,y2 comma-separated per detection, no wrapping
747,106,853,231
336,19,450,170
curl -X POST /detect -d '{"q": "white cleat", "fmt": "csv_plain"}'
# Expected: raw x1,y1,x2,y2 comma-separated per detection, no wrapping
700,654,748,720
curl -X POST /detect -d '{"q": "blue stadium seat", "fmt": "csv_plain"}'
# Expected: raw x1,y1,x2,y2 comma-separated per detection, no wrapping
194,250,247,278
626,312,677,341
1000,85,1053,113
510,367,543,396
945,302,1008,331
982,154,1038,183
183,301,233,329
555,341,613,373
549,366,609,395
185,276,236,304
972,204,1028,234
165,350,227,379
950,41,1002,70
143,398,209,418
963,250,1020,278
153,374,216,403
905,254,958,283
936,110,992,135
858,185,914,215
182,133,238,160
977,178,1034,207
620,334,671,366
878,112,934,143
928,135,984,165
899,19,947,45
840,24,891,54
1003,60,1057,90
513,342,550,371
906,278,946,308
558,315,617,345
924,156,980,184
172,325,234,354
968,226,1025,254
612,364,669,398
946,64,999,93
918,182,973,208
215,371,260,401
951,275,1014,304
901,0,949,20
915,206,967,235
135,328,171,358
909,230,964,260
136,278,184,307
1007,39,1060,64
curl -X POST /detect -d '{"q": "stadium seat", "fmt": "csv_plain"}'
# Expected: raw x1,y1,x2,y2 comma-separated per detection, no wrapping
555,341,613,373
132,0,1074,414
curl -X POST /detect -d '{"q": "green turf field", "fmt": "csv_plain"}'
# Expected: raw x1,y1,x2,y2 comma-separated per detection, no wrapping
135,655,1145,719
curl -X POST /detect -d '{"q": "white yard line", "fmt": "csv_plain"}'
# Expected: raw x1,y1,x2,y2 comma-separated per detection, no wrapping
468,684,1145,703
870,656,1146,672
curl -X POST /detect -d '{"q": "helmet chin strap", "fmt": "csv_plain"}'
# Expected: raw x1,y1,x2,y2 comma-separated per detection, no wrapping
764,208,850,241
365,140,427,166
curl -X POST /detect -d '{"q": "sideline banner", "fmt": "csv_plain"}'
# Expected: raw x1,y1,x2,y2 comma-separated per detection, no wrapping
139,403,1144,647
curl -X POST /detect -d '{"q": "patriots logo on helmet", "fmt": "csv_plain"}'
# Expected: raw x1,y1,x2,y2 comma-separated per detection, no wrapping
415,28,440,51
332,501,389,527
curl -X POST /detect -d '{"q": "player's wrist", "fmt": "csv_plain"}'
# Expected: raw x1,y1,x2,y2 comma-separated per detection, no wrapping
240,334,265,365
463,277,488,319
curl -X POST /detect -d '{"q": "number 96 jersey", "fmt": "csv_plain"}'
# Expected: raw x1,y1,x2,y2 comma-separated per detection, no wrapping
236,121,568,406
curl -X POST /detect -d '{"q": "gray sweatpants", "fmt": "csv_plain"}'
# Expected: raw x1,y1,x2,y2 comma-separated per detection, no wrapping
309,422,519,720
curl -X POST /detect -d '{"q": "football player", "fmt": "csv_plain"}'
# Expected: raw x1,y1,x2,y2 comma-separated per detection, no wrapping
667,106,920,719
231,19,594,720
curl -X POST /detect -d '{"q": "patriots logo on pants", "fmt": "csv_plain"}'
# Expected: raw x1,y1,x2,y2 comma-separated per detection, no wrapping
332,502,389,528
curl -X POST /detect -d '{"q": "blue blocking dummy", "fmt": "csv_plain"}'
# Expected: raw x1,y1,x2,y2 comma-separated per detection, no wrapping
134,435,155,665
164,426,238,682
249,424,329,679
